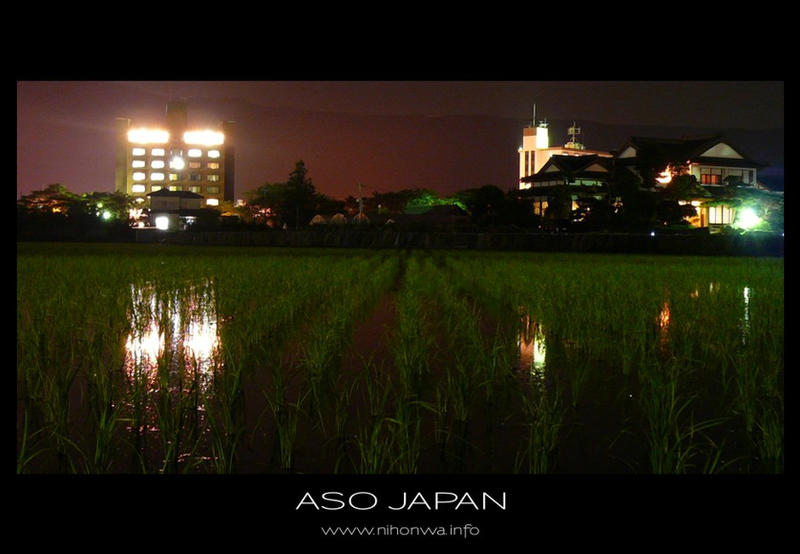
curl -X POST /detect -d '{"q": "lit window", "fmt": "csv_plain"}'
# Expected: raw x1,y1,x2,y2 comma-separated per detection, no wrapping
208,174,220,182
188,149,203,158
701,174,722,185
189,161,202,169
132,147,146,156
131,184,146,193
151,172,165,181
169,173,179,181
151,148,165,156
170,156,185,170
190,186,201,193
132,172,146,181
151,160,165,169
207,150,220,159
132,160,146,168
708,205,734,224
169,185,182,191
151,185,162,192
207,162,220,169
206,198,219,206
155,216,170,230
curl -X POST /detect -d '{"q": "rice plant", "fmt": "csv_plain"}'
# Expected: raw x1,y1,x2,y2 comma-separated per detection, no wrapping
263,361,306,473
514,382,565,474
17,243,782,474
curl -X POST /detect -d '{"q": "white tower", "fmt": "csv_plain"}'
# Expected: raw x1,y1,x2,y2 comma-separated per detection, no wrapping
519,105,550,188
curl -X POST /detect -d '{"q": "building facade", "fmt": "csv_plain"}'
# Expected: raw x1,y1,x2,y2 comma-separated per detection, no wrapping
115,101,235,210
615,135,766,228
520,154,614,216
517,116,769,230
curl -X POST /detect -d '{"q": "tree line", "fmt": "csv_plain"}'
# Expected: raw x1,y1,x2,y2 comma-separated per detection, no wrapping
17,160,783,239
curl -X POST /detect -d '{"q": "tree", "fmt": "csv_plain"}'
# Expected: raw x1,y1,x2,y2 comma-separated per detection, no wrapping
17,183,77,214
78,191,134,222
543,185,572,221
655,200,696,227
370,189,422,214
285,160,317,227
313,193,344,215
17,184,134,223
662,174,708,201
245,161,322,227
571,196,612,231
455,185,505,221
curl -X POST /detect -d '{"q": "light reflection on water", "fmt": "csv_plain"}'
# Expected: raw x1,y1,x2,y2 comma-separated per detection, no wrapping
125,280,221,378
689,282,752,344
517,283,754,376
657,298,671,352
518,310,546,381
741,286,751,345
124,279,222,418
119,279,227,471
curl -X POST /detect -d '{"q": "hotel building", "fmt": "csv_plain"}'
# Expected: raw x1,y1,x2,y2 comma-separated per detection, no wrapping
115,101,235,208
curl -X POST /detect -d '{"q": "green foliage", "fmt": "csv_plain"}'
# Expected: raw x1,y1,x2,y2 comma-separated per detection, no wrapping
662,174,709,201
18,184,134,221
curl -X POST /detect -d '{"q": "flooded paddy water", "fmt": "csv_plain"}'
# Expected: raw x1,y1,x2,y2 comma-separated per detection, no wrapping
17,242,783,474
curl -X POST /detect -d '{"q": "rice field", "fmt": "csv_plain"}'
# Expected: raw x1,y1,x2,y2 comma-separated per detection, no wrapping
16,242,783,474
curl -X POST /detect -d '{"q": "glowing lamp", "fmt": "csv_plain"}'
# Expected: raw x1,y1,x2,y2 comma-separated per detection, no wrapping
656,165,673,185
128,128,169,144
155,216,170,230
184,130,224,146
736,207,762,230
170,156,185,170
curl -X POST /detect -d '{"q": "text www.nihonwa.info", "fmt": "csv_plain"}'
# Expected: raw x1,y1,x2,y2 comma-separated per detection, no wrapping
320,523,480,538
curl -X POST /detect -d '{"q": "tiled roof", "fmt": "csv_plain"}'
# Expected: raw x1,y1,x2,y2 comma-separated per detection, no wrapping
618,135,765,167
521,154,613,183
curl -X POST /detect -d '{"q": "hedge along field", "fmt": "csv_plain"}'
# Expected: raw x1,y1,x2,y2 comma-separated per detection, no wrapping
16,242,783,474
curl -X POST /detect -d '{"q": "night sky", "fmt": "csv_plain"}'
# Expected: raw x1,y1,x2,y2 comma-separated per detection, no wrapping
16,81,784,201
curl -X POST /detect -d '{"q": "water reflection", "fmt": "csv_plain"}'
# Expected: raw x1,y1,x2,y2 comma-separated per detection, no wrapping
518,311,546,381
689,282,752,345
657,298,671,353
741,286,751,345
124,279,221,397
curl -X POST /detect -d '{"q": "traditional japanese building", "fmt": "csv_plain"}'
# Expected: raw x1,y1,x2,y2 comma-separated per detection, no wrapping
616,135,767,227
520,153,614,216
517,111,769,229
